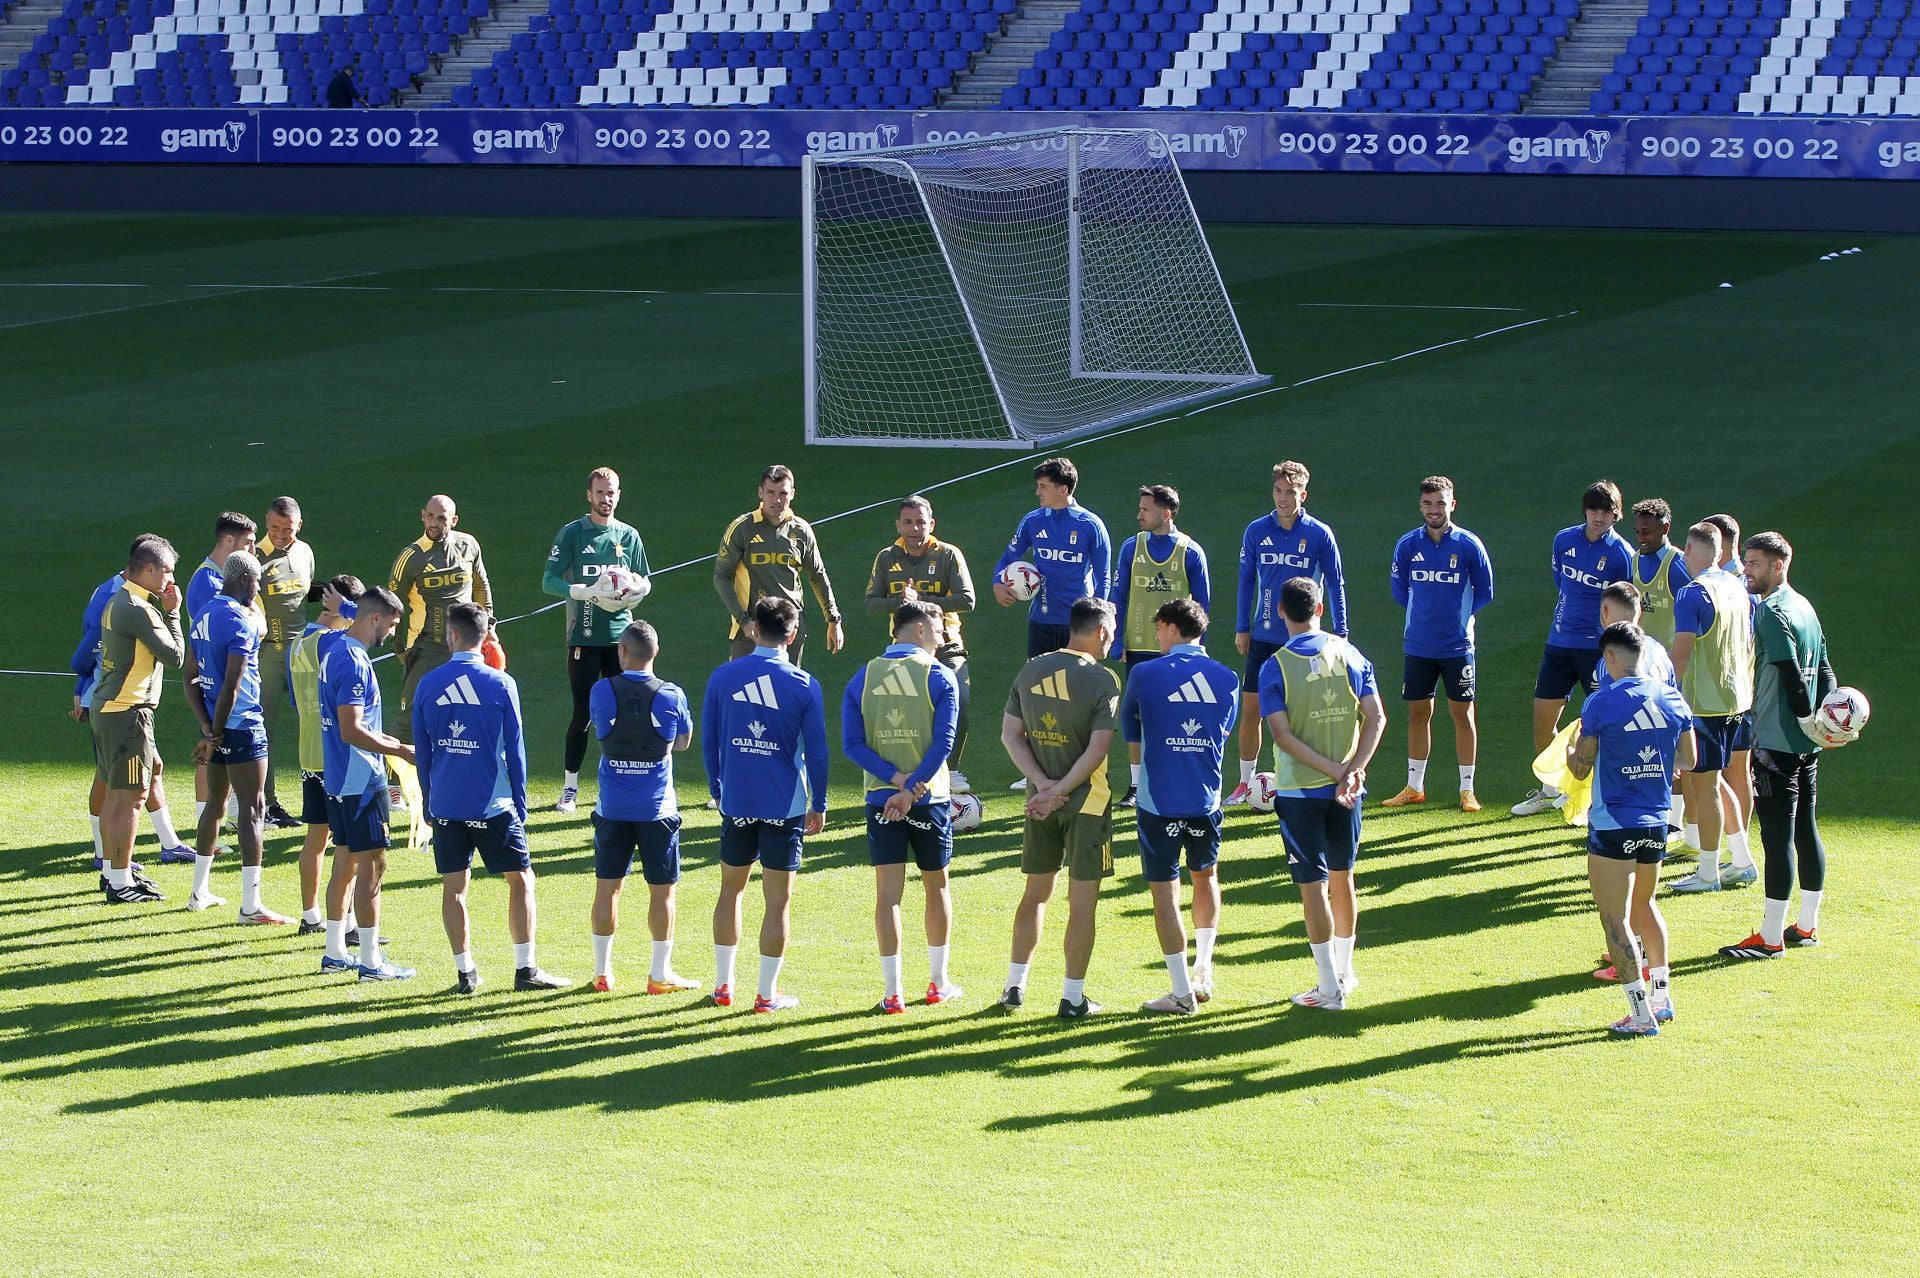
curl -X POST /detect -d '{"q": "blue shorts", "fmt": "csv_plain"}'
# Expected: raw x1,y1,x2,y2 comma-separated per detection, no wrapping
1403,653,1476,703
1242,637,1282,693
1122,650,1162,671
1691,713,1751,772
1136,809,1222,883
718,814,805,873
1027,621,1072,659
326,786,391,854
1588,825,1668,864
593,812,682,885
1535,644,1600,701
866,801,952,871
210,722,269,766
1275,795,1362,885
431,811,531,876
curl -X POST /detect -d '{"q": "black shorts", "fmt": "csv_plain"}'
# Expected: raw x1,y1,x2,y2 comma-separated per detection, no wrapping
1691,713,1750,773
1122,650,1162,671
1275,795,1361,885
1241,637,1282,693
593,812,682,885
1535,644,1600,701
1588,825,1668,864
209,721,269,766
1027,621,1071,659
431,811,532,876
1136,809,1222,883
718,814,805,872
300,771,329,826
1403,653,1476,703
326,786,391,854
867,801,953,870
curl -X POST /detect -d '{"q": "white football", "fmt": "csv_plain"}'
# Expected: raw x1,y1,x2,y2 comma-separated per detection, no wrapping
949,792,984,833
1813,686,1869,748
1000,561,1043,603
593,566,649,613
1247,771,1278,814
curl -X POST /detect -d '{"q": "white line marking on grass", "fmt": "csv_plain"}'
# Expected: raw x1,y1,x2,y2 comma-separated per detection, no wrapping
430,286,668,296
0,270,390,333
2,309,1575,675
1297,302,1529,312
0,282,152,289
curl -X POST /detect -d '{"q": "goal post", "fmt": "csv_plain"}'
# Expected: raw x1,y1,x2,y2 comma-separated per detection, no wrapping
803,127,1269,449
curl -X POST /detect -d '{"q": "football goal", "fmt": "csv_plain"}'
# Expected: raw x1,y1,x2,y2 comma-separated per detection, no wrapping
803,127,1270,449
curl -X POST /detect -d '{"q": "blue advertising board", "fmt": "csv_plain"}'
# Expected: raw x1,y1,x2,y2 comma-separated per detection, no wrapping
3,107,1919,180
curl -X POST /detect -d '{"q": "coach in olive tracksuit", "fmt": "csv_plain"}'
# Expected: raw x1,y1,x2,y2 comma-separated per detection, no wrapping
864,494,975,788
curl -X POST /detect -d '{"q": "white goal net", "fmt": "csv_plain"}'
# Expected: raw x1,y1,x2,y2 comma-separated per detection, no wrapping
804,127,1269,449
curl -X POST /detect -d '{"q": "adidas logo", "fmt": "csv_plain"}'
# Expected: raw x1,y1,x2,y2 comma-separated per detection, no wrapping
1412,552,1426,563
750,534,764,544
1035,529,1049,539
1259,536,1272,546
435,674,483,706
1167,676,1217,704
1030,670,1071,700
870,667,918,697
732,674,779,708
1623,703,1668,732
1563,547,1577,558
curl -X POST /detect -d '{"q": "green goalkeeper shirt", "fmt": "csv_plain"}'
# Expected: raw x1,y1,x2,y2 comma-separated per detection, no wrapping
542,515,650,647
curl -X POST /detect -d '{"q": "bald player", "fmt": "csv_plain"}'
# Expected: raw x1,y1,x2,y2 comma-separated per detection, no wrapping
389,494,492,759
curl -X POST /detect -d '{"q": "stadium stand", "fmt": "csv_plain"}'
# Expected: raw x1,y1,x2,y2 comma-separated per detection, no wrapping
1,0,1918,113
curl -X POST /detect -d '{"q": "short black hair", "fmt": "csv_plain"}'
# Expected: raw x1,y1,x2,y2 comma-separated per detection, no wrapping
1419,475,1454,497
358,585,402,618
1704,512,1741,553
307,573,363,605
619,620,658,662
891,600,942,635
1600,581,1641,615
1598,621,1645,662
1279,576,1321,623
753,595,799,643
1744,530,1793,563
446,601,490,648
1067,596,1113,637
1034,457,1078,492
1631,498,1671,523
760,464,794,487
214,511,257,543
1582,481,1622,516
129,535,176,574
1154,598,1207,640
268,495,301,521
1138,483,1179,515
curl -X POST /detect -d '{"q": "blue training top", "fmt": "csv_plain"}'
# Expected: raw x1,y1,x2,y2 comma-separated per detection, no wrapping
1119,642,1240,817
413,651,528,824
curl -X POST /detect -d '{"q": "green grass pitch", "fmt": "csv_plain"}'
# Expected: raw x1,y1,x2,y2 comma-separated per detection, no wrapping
1,213,1915,1275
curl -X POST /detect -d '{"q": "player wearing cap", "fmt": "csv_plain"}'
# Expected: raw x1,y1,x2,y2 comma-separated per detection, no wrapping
713,465,844,668
843,601,961,1013
1232,461,1348,807
1120,599,1237,1015
1380,475,1494,813
257,496,315,829
586,620,698,995
863,495,975,794
1260,578,1384,1012
1110,484,1211,810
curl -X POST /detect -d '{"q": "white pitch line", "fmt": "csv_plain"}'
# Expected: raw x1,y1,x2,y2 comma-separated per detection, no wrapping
2,308,1574,678
0,269,391,333
1297,302,1529,312
429,285,669,296
0,282,152,289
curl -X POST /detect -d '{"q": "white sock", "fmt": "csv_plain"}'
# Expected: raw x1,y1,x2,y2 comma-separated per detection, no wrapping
1062,976,1086,1005
1129,763,1142,788
1333,932,1355,983
513,941,534,970
324,919,350,960
1684,821,1700,849
1697,845,1722,881
1194,926,1218,970
564,770,580,790
359,927,383,968
192,852,215,897
1761,898,1790,947
1239,758,1255,784
227,792,239,820
194,799,207,826
1408,758,1428,791
928,943,950,989
1728,830,1754,869
757,953,783,1000
1006,961,1030,992
106,865,132,890
1458,764,1475,793
1164,952,1191,999
1796,890,1822,932
1666,800,1682,829
302,906,322,925
1309,940,1338,997
1622,977,1653,1023
1541,782,1560,799
89,816,105,859
453,950,476,974
593,933,615,978
714,943,737,989
1650,964,1672,1009
148,805,179,848
344,908,357,935
649,939,672,981
239,864,261,914
880,953,903,998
